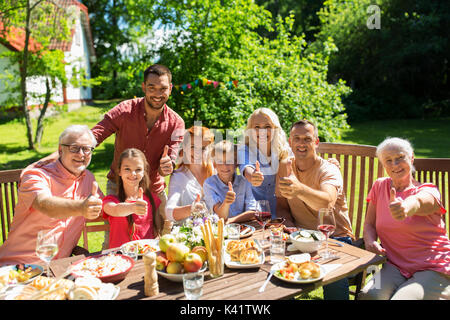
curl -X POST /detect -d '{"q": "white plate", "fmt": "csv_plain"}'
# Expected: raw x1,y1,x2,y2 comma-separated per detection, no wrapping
3,282,120,300
224,240,264,269
270,262,326,284
156,263,207,283
120,239,159,256
0,264,44,293
224,224,255,239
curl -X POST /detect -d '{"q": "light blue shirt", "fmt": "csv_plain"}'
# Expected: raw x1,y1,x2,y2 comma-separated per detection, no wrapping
237,145,284,218
203,173,257,217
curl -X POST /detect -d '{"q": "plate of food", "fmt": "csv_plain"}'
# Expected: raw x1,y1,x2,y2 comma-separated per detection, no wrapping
224,239,264,269
71,253,135,283
0,264,43,293
271,256,325,284
120,239,159,256
3,276,120,300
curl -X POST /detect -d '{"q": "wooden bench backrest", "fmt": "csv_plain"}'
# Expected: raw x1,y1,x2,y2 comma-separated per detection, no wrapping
317,143,450,238
413,158,450,234
317,143,384,240
0,169,22,243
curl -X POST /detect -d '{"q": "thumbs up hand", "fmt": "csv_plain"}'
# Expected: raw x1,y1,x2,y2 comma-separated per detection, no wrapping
279,158,302,200
159,145,174,176
249,160,264,187
82,181,103,219
224,181,236,205
388,186,419,220
132,187,148,216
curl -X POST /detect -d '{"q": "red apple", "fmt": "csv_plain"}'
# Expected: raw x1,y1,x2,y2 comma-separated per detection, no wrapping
183,253,203,273
155,251,169,271
191,246,208,264
166,243,190,262
166,261,184,274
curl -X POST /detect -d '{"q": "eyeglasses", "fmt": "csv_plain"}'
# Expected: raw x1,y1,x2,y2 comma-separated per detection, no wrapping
61,144,94,155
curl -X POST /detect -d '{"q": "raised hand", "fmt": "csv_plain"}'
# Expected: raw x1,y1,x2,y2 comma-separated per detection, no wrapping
133,187,148,216
159,145,173,176
82,181,103,219
249,160,264,187
224,181,236,205
278,158,300,199
389,187,417,220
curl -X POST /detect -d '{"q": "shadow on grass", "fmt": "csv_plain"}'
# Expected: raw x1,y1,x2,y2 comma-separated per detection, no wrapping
89,142,115,174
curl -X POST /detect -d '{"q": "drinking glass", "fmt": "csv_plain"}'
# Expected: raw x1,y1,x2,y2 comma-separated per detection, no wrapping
269,228,285,264
226,223,240,240
254,200,271,246
35,230,59,277
183,271,204,300
123,243,138,261
191,200,209,217
317,208,337,259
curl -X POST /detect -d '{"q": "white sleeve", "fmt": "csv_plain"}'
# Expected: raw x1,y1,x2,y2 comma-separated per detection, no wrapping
165,172,185,222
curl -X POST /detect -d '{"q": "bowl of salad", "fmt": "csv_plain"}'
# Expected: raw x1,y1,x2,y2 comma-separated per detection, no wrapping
289,229,325,253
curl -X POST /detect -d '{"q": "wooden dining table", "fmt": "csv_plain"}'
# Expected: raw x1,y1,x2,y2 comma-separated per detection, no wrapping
49,220,386,301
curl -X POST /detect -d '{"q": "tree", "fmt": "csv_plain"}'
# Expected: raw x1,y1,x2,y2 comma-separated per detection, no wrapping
0,0,74,149
314,0,450,121
154,0,350,141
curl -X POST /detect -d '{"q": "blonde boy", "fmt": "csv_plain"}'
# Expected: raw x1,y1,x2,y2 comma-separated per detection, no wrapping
203,140,257,223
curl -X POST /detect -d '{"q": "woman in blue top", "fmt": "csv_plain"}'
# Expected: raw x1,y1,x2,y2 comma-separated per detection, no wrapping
238,108,292,218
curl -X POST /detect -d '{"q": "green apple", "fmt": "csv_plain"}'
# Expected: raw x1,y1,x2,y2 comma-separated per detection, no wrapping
159,234,176,253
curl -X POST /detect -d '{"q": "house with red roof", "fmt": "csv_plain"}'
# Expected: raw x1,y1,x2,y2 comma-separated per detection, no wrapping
0,0,95,114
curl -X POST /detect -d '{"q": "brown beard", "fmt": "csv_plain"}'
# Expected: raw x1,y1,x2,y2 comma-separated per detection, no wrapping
145,96,166,110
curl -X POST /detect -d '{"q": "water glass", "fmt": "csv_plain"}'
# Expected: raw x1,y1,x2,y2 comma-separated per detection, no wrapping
227,223,240,240
269,229,285,264
183,272,204,300
123,244,138,261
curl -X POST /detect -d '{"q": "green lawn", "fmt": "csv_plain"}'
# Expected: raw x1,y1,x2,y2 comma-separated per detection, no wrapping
0,104,448,300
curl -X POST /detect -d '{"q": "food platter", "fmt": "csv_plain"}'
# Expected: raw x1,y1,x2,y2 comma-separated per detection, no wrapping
71,253,135,283
224,240,264,269
271,261,326,284
120,239,160,256
0,264,43,293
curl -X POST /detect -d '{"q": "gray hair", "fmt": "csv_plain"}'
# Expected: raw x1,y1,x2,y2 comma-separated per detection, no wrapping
376,137,414,159
59,125,97,146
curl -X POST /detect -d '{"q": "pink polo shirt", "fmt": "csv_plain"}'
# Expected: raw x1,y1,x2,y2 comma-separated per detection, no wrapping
102,194,161,249
0,161,101,266
367,177,450,278
91,98,185,194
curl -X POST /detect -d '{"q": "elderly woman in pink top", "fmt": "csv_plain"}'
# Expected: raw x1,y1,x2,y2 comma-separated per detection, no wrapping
0,125,103,266
359,137,450,300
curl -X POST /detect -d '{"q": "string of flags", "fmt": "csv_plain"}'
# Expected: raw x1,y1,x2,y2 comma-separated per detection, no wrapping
173,78,238,94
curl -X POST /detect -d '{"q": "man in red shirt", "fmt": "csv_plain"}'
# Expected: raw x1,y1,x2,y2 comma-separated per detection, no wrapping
35,64,185,238
91,64,185,235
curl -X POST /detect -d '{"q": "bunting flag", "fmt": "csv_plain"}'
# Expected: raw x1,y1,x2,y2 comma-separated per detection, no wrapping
172,78,238,94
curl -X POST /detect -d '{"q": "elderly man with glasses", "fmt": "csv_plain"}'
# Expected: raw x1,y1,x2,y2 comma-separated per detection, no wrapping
0,125,104,266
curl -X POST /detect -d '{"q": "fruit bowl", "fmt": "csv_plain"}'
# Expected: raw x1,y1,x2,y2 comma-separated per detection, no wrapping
289,230,325,253
156,263,207,283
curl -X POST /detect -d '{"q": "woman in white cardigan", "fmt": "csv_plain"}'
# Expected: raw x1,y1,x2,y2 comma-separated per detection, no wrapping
165,126,215,223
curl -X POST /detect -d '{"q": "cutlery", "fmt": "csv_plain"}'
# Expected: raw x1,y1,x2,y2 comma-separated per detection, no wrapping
259,270,275,293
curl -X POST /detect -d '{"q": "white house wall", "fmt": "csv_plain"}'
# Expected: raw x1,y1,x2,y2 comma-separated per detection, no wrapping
64,16,93,103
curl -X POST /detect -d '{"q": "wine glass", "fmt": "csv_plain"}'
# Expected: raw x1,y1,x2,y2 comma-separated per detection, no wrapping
317,208,337,259
35,230,59,277
254,200,271,246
